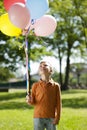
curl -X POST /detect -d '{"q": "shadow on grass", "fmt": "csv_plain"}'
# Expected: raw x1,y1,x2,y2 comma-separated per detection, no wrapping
0,97,87,110
62,97,87,108
0,92,33,110
0,101,33,110
0,92,26,101
62,89,87,95
0,89,87,110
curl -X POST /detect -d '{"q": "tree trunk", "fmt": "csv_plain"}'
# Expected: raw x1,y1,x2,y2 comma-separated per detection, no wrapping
62,48,71,90
58,47,63,87
77,73,80,85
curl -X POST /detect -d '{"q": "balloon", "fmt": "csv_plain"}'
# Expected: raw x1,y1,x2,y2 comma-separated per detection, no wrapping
26,0,49,20
3,0,26,11
0,16,1,30
0,13,21,36
34,15,57,37
8,3,31,29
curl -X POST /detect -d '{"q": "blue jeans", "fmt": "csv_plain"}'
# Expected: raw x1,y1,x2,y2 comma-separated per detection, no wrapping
34,118,56,130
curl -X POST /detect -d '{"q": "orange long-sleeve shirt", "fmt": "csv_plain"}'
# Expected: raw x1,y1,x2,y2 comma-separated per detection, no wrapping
30,79,62,121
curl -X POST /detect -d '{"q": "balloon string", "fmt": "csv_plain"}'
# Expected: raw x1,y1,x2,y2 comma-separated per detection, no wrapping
24,35,30,95
23,26,31,95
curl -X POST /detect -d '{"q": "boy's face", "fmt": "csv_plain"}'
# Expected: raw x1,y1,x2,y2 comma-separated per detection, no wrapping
38,62,52,76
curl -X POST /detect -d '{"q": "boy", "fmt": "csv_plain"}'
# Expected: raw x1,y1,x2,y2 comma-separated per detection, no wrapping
26,61,62,130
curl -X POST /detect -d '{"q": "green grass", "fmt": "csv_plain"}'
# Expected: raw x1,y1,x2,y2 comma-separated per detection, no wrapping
0,89,87,130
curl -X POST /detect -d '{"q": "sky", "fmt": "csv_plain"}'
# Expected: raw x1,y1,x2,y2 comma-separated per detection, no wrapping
16,55,85,78
15,56,63,78
20,56,66,76
30,56,65,74
28,55,85,75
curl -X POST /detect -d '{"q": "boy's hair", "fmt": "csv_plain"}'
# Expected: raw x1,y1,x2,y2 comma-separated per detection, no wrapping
40,61,53,73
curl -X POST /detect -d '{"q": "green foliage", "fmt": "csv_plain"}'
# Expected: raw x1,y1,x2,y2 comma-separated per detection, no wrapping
52,71,59,82
0,67,15,82
69,73,87,87
48,0,87,89
52,71,64,84
69,63,87,87
0,38,25,71
0,1,6,15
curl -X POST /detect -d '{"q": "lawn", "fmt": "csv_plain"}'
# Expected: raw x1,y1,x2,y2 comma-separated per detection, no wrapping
0,89,87,130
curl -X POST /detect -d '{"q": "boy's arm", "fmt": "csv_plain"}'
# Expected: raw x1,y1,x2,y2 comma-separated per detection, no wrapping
54,84,62,124
26,83,36,105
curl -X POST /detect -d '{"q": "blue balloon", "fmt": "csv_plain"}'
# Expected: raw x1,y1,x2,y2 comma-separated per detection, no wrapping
26,0,49,20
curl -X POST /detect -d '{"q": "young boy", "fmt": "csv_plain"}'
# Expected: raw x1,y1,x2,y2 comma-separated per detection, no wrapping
26,61,62,130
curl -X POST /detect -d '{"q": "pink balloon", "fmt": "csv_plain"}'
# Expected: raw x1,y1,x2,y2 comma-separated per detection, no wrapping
34,15,57,37
3,0,26,11
8,3,31,29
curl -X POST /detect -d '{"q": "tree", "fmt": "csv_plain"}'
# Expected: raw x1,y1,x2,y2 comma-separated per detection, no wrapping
48,0,87,90
70,63,87,87
0,67,15,82
73,0,87,48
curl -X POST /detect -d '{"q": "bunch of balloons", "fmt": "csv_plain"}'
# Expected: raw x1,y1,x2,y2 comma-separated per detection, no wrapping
0,0,57,37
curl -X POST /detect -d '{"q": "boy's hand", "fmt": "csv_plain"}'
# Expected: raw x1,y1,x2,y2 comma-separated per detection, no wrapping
52,118,60,125
26,94,32,105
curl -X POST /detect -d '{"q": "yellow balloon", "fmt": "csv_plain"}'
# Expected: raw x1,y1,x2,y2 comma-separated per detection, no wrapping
0,13,22,36
0,16,1,30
